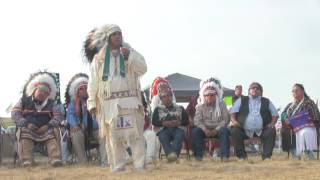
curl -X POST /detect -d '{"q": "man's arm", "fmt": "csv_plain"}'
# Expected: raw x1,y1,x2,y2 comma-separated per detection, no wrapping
48,102,62,127
230,98,242,127
194,106,206,131
151,108,162,127
127,50,147,77
87,57,100,113
268,100,279,127
216,102,230,130
230,113,241,127
11,99,28,127
66,103,80,128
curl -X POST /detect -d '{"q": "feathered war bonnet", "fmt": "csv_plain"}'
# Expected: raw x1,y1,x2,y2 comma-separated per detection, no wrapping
82,24,131,64
198,77,224,116
64,73,89,105
23,71,58,100
150,77,176,111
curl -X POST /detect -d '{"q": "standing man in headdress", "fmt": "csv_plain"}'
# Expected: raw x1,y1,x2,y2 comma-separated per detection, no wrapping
84,24,147,172
11,71,63,167
65,73,107,166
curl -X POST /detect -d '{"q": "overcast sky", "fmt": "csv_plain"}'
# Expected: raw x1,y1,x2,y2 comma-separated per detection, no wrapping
0,0,320,116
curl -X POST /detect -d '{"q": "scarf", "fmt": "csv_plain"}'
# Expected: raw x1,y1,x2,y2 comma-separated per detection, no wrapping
288,98,305,117
102,46,125,81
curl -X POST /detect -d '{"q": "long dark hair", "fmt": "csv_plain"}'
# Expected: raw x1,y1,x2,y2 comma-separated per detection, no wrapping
293,83,310,99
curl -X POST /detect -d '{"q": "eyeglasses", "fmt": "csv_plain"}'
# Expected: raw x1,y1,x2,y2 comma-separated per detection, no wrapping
250,86,260,90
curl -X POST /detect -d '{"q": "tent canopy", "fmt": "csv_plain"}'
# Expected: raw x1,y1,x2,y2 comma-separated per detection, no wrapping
144,73,234,103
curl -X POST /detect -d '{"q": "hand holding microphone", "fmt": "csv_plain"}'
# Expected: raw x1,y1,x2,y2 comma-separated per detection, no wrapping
120,47,130,60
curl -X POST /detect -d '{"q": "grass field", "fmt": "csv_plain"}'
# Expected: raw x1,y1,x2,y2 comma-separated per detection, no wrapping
0,153,320,180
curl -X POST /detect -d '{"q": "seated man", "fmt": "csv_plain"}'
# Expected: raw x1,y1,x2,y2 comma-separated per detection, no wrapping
192,78,230,161
144,77,173,164
65,73,107,166
11,71,62,167
230,82,279,160
151,83,189,162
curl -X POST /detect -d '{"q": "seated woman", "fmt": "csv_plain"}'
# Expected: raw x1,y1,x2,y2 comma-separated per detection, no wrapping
11,71,62,167
65,73,107,166
281,83,320,160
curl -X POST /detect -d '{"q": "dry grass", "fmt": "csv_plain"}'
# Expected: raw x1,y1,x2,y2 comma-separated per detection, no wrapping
0,153,320,180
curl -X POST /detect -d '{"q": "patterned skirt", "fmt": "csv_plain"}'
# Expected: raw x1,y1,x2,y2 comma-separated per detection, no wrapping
20,127,55,142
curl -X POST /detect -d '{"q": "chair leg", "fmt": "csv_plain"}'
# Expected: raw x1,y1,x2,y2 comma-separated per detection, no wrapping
317,138,319,160
185,140,190,160
13,152,18,168
0,133,2,165
86,150,90,163
159,144,162,160
317,131,319,160
13,130,21,168
208,140,213,157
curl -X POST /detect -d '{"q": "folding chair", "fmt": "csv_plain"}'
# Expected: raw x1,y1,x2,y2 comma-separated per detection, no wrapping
159,138,190,160
244,137,261,154
317,129,320,159
85,141,99,163
84,130,100,163
13,127,61,167
60,126,75,164
158,127,191,160
13,127,21,167
230,136,261,157
204,137,219,157
0,119,3,165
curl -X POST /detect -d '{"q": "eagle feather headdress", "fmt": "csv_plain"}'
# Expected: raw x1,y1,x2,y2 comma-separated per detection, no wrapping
82,24,131,64
64,73,89,105
23,71,58,100
198,77,224,116
150,77,176,111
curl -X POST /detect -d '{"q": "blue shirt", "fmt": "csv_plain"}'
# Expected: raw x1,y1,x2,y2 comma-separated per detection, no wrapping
66,99,99,130
230,96,278,138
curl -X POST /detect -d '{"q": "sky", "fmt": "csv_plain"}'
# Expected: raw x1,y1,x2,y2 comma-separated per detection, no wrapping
0,0,320,116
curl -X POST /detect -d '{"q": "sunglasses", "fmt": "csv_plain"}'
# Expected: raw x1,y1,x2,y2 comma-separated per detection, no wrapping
204,94,215,97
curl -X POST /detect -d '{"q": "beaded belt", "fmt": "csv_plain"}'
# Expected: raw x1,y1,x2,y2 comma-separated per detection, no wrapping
105,90,138,100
